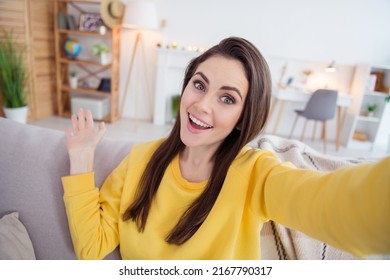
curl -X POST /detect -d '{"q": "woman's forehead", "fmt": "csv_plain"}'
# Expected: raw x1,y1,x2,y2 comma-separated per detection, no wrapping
194,56,248,95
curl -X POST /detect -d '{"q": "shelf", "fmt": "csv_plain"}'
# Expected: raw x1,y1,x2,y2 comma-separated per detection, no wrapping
364,91,389,97
63,85,111,96
57,0,100,3
348,139,374,150
60,58,112,67
60,110,115,122
58,29,112,38
357,115,381,123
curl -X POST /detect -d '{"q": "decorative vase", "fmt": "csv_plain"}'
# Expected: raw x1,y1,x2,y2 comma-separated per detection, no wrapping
69,76,78,88
3,106,28,124
100,52,111,65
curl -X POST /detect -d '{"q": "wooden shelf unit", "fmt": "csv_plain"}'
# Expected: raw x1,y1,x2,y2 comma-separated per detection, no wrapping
54,0,121,122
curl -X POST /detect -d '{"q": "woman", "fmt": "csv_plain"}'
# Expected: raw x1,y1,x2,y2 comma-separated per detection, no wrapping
62,37,390,259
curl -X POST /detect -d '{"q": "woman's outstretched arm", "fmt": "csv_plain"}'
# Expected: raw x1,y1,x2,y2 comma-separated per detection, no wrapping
65,108,106,175
262,156,390,258
62,108,130,259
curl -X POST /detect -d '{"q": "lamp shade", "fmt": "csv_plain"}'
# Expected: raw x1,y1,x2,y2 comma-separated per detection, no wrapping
122,0,158,30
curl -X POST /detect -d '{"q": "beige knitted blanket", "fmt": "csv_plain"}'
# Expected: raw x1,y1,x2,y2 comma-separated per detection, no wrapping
257,134,377,260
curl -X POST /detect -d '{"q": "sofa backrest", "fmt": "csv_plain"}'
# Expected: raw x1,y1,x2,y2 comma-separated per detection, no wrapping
0,118,133,259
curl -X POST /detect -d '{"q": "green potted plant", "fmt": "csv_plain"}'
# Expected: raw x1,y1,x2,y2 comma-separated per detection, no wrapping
0,31,28,123
171,95,180,122
367,103,377,117
92,43,110,65
69,70,78,89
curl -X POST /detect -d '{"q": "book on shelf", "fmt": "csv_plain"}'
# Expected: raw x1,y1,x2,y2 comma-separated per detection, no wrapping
67,15,77,30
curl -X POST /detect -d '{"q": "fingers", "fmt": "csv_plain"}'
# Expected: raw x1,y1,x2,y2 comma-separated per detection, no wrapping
77,108,86,130
71,113,79,133
97,122,106,141
70,108,96,134
85,109,94,129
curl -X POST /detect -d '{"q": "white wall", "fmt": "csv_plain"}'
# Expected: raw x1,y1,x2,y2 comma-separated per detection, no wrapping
121,0,390,147
153,0,390,65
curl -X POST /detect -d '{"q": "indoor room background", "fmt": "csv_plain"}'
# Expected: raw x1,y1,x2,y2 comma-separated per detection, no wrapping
120,0,390,152
1,0,389,153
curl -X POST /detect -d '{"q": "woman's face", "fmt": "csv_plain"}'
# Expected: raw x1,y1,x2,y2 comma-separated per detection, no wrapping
179,55,248,150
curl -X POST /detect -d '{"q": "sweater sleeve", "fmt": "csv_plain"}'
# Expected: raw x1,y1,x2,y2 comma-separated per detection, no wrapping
62,154,130,260
262,156,390,258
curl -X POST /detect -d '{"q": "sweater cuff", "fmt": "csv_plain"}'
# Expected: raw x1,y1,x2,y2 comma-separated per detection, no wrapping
62,172,95,196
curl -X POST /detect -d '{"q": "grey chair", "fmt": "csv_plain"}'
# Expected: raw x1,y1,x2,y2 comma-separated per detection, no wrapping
289,89,338,153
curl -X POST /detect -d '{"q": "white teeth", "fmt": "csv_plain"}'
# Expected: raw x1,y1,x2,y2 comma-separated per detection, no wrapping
189,114,212,128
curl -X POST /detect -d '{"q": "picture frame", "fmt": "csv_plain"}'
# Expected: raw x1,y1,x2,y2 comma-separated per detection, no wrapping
79,13,103,32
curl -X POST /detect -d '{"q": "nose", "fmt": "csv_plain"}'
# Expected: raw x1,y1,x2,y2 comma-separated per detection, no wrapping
195,92,213,114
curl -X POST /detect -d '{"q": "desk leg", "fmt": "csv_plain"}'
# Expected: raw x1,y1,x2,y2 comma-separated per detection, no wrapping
336,106,342,151
272,100,286,135
268,98,278,119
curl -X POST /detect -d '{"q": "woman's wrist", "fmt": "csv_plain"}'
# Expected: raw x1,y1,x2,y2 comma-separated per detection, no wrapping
68,148,95,175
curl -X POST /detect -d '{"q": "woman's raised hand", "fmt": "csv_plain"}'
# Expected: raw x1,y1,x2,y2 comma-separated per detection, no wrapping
65,108,106,175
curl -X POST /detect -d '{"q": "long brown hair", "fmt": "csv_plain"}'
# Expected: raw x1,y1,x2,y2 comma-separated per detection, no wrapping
122,37,272,244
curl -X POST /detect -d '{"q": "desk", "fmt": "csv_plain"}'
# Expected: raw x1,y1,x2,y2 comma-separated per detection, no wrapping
269,88,353,151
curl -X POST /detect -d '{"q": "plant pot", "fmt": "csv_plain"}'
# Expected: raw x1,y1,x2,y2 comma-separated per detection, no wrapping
100,52,111,65
69,76,78,89
171,95,180,122
3,106,28,124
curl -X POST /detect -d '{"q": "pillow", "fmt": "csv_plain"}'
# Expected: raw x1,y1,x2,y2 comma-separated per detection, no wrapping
0,212,36,260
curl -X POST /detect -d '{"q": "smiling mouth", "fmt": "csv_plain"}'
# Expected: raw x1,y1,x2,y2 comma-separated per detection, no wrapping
188,113,213,129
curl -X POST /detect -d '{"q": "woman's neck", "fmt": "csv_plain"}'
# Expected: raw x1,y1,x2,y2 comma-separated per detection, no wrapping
179,146,216,183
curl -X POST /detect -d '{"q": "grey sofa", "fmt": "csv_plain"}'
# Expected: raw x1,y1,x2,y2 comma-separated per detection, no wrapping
0,117,128,259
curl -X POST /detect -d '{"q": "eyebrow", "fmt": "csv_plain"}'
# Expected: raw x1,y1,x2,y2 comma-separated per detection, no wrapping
194,71,243,100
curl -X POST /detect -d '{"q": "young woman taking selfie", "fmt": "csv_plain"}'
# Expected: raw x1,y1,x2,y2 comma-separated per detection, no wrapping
62,37,390,260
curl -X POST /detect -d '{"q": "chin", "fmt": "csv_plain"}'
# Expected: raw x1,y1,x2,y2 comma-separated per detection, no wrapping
179,129,196,147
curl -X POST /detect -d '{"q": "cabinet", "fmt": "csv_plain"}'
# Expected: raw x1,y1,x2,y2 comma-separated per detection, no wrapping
341,65,390,150
54,0,121,122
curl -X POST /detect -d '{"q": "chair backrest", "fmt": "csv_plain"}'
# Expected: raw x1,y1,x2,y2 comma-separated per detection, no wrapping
301,89,338,121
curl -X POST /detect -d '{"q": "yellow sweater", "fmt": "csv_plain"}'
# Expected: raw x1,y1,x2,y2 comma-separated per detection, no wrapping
62,139,390,259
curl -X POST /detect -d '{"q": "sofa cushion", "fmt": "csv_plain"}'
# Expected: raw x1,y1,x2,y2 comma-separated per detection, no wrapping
0,118,133,259
0,212,35,259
